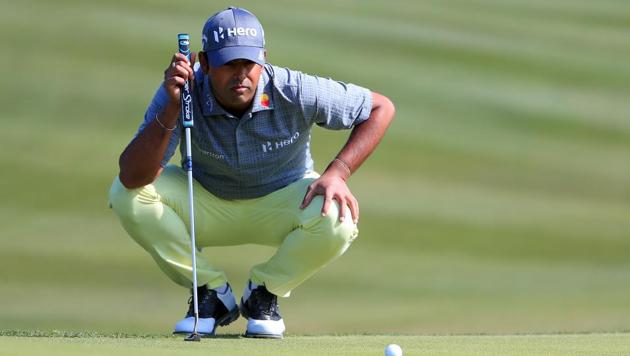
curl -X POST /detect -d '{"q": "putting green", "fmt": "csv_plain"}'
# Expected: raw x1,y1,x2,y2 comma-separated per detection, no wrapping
2,332,630,356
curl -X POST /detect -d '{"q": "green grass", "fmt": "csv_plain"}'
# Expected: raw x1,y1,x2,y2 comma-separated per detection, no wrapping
1,0,630,344
2,331,630,356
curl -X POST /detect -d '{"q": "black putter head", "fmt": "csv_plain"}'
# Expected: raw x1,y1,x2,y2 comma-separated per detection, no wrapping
184,332,201,342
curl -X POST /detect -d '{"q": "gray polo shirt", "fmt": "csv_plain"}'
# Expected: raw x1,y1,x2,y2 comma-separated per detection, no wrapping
138,63,372,200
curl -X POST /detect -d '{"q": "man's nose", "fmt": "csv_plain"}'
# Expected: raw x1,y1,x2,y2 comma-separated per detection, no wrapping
235,64,248,80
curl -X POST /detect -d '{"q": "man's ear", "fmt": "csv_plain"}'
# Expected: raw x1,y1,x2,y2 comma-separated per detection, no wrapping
198,51,209,72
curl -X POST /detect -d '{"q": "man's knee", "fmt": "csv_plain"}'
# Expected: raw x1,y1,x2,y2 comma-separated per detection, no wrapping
321,211,358,249
109,176,131,211
108,176,155,223
108,176,170,252
304,198,359,252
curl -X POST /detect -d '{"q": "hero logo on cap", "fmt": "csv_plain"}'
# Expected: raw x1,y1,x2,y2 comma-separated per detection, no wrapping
202,7,266,67
213,26,259,43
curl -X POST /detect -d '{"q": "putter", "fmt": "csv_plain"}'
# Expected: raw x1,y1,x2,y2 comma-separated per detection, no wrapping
178,33,201,342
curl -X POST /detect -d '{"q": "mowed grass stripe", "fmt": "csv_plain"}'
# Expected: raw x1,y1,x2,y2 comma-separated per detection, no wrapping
353,57,630,145
354,173,630,232
370,137,630,205
264,7,630,89
340,0,630,59
358,214,630,263
378,124,630,196
447,0,630,27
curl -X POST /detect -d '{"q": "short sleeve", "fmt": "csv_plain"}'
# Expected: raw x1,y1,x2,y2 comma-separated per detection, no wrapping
136,85,180,167
299,73,373,130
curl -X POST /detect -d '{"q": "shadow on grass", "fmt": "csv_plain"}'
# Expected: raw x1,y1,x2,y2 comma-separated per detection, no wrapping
197,334,244,340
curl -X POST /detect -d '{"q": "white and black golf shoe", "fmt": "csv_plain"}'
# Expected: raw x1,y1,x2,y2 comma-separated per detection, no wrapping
173,283,239,336
239,281,285,339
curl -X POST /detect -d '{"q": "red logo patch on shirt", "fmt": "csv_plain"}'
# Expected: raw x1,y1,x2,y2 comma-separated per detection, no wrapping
261,93,270,107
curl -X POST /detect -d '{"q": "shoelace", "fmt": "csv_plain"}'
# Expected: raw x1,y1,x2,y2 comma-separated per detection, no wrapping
185,289,214,316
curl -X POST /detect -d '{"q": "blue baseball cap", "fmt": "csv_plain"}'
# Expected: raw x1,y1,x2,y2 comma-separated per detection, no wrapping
202,7,266,67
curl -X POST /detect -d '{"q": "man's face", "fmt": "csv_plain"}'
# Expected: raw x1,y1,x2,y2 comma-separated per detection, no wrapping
205,56,263,115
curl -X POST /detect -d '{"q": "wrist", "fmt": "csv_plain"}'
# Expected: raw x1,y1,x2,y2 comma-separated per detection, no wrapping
324,158,351,181
157,104,180,127
154,113,177,131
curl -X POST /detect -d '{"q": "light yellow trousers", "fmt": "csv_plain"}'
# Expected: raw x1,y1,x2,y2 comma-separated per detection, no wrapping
108,165,358,297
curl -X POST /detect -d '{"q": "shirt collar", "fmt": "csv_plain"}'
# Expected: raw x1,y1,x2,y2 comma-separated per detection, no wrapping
250,70,274,113
200,68,273,118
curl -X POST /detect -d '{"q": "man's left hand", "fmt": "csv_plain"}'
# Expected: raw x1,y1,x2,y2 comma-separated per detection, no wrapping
300,172,359,224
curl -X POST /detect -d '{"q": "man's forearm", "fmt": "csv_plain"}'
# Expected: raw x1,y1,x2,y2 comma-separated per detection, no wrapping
118,106,180,188
325,92,395,179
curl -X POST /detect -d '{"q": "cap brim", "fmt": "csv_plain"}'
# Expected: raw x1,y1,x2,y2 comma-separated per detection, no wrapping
207,46,265,67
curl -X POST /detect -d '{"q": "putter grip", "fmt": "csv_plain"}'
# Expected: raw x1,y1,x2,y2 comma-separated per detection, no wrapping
178,33,194,128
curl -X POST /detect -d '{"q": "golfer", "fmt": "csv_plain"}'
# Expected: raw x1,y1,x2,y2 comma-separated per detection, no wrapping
109,6,395,338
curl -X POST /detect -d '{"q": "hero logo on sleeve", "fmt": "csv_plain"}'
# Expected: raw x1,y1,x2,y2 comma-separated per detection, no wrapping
214,27,259,42
262,132,300,153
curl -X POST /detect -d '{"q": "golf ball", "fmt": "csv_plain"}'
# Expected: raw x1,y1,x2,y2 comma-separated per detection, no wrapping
385,343,403,356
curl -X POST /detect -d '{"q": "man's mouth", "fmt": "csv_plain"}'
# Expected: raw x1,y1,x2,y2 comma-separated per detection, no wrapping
231,84,248,93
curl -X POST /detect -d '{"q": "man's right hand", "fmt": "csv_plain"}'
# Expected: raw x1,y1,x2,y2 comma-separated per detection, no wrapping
163,52,197,108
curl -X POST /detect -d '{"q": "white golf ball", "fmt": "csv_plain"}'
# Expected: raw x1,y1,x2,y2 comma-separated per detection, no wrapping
385,343,403,356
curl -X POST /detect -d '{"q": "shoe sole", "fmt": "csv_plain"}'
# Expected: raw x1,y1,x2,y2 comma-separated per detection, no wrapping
243,332,283,339
172,307,240,337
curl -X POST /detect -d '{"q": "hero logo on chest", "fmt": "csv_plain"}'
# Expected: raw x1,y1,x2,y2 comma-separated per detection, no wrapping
262,132,300,153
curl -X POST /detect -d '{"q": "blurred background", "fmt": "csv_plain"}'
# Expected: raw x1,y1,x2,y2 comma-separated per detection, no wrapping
1,0,629,335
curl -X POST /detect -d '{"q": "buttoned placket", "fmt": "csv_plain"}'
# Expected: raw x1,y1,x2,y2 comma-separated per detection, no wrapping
234,111,255,168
